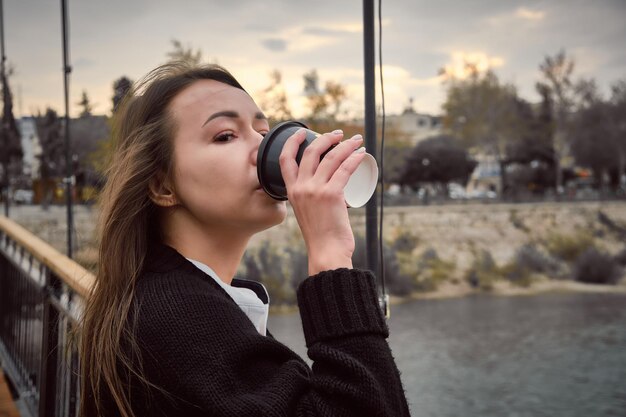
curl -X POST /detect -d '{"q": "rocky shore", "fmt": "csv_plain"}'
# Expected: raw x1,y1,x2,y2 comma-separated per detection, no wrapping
6,200,626,299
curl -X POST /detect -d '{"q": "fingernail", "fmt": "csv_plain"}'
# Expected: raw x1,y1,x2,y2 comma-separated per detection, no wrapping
296,128,306,134
354,147,366,154
351,134,363,141
332,129,343,135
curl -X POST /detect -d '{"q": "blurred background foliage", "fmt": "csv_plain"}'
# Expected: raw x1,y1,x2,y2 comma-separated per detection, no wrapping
4,41,626,307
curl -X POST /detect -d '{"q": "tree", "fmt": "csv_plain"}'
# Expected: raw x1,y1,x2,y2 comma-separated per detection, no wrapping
77,90,94,117
1,66,23,209
536,50,578,193
166,39,203,65
567,79,626,192
257,70,292,124
35,108,63,206
35,109,63,178
324,80,347,121
504,93,556,195
70,115,110,192
112,76,133,113
303,69,327,122
608,80,626,188
384,141,413,186
442,64,521,194
398,135,477,190
91,76,134,177
569,100,616,189
302,70,347,124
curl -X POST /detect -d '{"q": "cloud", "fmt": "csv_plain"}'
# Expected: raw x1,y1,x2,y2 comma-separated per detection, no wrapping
440,51,505,79
515,7,546,21
487,6,546,27
262,38,288,52
265,25,340,53
73,57,96,69
302,22,362,37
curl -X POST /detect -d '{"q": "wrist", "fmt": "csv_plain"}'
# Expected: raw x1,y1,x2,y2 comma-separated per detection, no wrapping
308,255,353,276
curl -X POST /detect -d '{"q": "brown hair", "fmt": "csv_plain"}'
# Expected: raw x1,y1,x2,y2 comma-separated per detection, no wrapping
79,62,245,417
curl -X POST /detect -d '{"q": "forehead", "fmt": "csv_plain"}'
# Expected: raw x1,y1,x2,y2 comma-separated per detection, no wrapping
168,79,258,118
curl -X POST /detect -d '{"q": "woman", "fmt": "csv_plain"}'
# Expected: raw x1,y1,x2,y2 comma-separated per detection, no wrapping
80,62,410,417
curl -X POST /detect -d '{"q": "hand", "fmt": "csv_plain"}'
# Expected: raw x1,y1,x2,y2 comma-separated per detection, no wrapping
279,128,366,276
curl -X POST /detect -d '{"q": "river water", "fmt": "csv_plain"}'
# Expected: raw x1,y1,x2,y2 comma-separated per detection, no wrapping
268,292,626,417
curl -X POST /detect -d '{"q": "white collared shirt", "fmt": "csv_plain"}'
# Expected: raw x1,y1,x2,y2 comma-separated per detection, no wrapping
186,258,269,336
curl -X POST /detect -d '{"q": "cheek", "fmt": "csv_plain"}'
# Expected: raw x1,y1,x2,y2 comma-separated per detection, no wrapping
173,149,240,204
172,149,215,198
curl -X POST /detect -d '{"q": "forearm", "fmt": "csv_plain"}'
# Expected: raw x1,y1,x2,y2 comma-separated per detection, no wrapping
297,268,410,416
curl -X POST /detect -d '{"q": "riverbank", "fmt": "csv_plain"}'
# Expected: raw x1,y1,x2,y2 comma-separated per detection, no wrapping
395,275,626,303
271,275,626,315
7,201,626,304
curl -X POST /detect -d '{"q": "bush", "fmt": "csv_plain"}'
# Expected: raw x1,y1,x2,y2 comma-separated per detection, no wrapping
573,248,622,285
499,262,532,287
465,249,498,291
614,248,626,267
500,244,562,287
509,209,529,233
240,241,305,305
516,244,561,275
390,229,419,254
545,231,594,262
353,234,414,296
413,248,456,292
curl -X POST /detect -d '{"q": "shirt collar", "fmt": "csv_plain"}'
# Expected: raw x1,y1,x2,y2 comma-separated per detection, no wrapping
185,258,270,335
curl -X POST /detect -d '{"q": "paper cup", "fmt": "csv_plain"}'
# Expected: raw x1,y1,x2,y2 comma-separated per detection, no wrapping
257,121,378,208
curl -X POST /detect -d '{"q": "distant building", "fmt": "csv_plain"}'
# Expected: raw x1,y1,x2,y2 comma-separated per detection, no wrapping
17,117,42,179
19,115,109,181
352,98,442,145
384,99,442,145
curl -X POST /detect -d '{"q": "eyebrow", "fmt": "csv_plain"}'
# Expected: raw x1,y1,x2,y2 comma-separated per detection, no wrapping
202,110,267,127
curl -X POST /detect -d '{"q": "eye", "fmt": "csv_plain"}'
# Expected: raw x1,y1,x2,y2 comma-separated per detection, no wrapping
214,132,236,143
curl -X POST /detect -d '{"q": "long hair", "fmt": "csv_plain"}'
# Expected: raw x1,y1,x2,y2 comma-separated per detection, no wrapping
79,62,245,417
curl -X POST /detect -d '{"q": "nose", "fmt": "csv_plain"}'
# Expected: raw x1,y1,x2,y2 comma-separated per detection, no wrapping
250,130,264,167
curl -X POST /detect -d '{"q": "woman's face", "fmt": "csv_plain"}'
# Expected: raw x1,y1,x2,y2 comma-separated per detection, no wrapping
166,79,287,234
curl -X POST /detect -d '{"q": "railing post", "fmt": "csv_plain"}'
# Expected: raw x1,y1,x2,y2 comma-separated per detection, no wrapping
39,280,60,417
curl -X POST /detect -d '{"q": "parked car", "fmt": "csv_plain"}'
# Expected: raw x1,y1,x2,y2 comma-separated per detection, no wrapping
447,183,467,199
467,189,497,199
13,189,34,205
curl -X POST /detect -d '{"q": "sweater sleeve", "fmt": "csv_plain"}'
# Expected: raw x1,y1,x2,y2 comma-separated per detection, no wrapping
133,269,410,417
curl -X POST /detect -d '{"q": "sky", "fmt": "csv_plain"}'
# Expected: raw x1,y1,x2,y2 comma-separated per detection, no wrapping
3,0,626,119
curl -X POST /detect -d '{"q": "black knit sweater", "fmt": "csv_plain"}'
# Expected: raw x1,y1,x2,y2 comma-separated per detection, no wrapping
114,243,410,416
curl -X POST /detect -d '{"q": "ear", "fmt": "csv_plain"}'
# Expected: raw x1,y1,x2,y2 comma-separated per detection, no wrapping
148,173,179,207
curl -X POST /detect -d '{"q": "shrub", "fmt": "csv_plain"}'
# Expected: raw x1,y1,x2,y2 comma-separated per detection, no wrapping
240,241,303,305
465,249,498,291
573,248,622,285
353,234,414,296
545,231,594,262
390,229,419,254
614,248,626,267
499,262,532,287
515,244,561,275
500,244,562,287
509,209,529,233
413,248,456,292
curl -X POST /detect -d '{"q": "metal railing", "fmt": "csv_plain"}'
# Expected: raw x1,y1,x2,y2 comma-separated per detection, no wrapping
0,215,94,417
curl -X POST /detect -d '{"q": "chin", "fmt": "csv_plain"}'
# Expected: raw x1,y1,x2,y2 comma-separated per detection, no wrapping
267,202,288,225
252,201,287,233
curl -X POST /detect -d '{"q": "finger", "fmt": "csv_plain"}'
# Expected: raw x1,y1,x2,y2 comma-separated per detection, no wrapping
297,130,344,179
313,134,364,183
279,128,308,187
328,148,368,190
